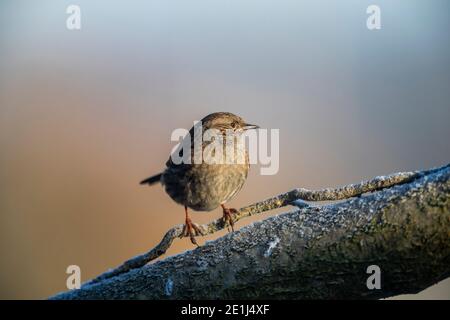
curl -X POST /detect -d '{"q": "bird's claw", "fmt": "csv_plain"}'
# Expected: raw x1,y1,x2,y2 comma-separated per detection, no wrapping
222,207,238,232
180,218,204,246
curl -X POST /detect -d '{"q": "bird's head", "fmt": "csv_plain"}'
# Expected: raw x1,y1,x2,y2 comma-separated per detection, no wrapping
200,112,259,133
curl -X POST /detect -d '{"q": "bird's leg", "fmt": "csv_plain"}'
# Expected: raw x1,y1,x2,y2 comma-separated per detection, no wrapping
221,204,238,232
180,206,203,246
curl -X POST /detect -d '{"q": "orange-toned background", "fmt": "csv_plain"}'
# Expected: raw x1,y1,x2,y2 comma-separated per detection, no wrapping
1,0,449,299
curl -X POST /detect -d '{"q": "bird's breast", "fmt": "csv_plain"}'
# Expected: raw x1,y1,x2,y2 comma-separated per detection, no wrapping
162,159,249,212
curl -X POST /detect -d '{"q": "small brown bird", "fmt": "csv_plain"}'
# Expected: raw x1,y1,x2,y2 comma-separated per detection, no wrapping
140,112,259,245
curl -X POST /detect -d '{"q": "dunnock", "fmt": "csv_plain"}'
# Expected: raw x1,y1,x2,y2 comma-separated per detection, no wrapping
140,112,259,245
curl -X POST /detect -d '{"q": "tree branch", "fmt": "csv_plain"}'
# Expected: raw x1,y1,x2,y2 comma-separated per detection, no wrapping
51,164,450,299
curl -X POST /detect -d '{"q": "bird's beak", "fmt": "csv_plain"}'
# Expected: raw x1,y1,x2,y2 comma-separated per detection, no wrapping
243,123,259,130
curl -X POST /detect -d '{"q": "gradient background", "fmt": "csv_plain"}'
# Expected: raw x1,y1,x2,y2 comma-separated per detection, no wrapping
0,0,449,299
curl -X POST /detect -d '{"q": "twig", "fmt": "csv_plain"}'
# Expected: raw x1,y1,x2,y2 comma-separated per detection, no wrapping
86,164,448,285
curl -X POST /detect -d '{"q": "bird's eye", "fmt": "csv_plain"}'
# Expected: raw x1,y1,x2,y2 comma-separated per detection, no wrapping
231,122,237,129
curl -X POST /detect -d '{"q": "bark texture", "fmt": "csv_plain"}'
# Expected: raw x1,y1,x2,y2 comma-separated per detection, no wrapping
51,165,450,299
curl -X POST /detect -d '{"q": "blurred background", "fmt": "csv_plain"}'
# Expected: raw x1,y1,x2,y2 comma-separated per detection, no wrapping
0,0,449,299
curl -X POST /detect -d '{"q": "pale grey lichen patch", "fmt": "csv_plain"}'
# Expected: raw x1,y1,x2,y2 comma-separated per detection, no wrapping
164,278,173,296
196,258,209,271
264,236,280,257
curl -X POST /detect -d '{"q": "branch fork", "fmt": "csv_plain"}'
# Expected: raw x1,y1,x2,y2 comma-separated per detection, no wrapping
85,164,448,286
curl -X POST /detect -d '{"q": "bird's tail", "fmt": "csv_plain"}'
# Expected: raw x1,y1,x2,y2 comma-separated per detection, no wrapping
140,173,162,186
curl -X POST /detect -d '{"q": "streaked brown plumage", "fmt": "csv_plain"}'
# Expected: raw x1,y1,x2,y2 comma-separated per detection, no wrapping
140,112,258,245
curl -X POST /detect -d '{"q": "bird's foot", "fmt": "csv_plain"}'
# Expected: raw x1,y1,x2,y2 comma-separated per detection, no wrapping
221,206,238,232
180,217,204,246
